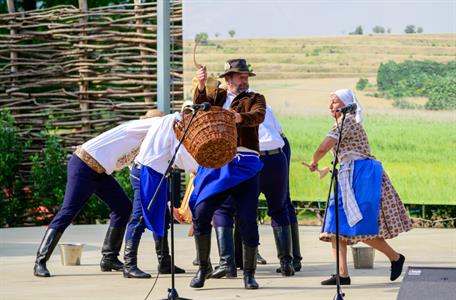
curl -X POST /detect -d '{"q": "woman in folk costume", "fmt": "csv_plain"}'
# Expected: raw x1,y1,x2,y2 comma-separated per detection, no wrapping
123,106,198,279
189,58,266,290
309,89,412,285
33,110,163,277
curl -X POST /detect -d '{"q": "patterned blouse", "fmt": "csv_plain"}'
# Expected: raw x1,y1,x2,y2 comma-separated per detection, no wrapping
326,114,375,163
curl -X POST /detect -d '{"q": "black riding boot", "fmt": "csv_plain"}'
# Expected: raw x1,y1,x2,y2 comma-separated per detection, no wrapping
234,222,243,269
100,226,125,272
33,228,62,277
211,227,237,279
243,244,259,289
123,239,151,279
291,223,302,271
273,225,295,276
190,234,213,288
234,221,266,268
155,236,185,274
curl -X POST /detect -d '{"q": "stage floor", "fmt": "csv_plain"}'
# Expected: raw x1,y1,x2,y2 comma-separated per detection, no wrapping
1,224,455,300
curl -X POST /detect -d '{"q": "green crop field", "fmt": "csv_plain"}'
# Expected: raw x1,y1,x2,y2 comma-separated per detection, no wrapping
280,114,456,205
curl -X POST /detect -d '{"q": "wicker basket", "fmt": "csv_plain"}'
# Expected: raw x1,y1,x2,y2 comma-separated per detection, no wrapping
174,106,237,168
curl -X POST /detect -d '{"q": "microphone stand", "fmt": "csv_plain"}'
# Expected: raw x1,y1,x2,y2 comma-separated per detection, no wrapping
322,110,350,300
146,109,199,300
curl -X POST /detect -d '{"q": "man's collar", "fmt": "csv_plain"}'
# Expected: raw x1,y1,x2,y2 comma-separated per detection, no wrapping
227,88,252,98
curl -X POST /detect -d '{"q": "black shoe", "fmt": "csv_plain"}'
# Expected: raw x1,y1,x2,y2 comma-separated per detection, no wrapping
256,252,267,265
244,270,259,289
190,234,213,288
158,256,186,274
33,228,62,277
155,236,185,274
390,254,405,281
190,264,213,288
123,240,151,279
100,256,124,271
321,274,351,285
100,227,126,272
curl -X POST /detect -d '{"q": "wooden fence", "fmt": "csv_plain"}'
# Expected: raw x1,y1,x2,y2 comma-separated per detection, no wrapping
0,0,183,174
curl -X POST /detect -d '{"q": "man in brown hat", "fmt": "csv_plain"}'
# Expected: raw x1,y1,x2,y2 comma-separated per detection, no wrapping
189,58,266,290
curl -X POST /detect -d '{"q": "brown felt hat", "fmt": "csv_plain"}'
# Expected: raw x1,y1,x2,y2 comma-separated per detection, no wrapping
218,58,256,78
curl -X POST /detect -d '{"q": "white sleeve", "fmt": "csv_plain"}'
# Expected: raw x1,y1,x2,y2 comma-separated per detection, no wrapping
174,143,198,173
271,111,283,134
125,118,155,137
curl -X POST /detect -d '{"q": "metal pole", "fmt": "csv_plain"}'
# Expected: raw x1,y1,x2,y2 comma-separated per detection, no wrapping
78,0,90,132
7,0,17,86
157,0,170,114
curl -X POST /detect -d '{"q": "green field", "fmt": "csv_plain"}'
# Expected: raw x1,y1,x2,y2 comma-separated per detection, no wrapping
184,34,456,83
280,114,456,205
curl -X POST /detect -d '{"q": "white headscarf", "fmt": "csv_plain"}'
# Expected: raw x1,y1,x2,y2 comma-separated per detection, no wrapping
334,89,363,123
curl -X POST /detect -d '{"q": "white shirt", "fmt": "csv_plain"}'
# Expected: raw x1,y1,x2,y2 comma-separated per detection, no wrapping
135,112,198,174
222,90,236,109
259,106,285,151
81,118,156,175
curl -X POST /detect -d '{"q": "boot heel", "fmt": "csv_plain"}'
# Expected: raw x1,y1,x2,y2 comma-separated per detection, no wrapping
100,265,113,272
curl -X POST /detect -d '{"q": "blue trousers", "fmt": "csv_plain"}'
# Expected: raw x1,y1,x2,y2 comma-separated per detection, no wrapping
49,155,132,233
125,164,170,241
259,151,291,227
283,137,298,224
193,175,260,247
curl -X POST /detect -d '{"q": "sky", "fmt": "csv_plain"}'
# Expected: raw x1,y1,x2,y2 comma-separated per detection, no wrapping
183,0,456,39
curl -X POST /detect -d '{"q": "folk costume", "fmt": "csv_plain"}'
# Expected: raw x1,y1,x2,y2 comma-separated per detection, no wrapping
124,112,197,278
34,118,158,277
189,59,266,290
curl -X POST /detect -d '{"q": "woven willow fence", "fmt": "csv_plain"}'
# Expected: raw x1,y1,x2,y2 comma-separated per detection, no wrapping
0,0,183,174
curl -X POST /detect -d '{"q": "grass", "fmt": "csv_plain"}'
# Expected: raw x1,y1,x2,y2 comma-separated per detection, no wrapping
279,114,456,205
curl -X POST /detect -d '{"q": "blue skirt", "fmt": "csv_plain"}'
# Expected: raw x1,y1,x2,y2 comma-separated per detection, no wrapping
190,152,263,211
139,165,169,238
322,159,383,236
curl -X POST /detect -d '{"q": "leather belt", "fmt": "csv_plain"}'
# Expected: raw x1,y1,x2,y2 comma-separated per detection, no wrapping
74,146,106,174
259,148,283,156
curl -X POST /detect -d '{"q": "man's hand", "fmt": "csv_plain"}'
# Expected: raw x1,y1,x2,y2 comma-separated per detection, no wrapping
196,66,207,91
230,109,242,123
172,207,186,224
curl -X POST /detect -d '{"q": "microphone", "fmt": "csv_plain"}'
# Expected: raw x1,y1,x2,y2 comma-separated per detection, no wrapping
192,102,211,111
336,103,357,114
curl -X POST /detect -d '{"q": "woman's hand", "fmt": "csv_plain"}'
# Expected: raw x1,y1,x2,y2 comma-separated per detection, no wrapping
309,161,318,172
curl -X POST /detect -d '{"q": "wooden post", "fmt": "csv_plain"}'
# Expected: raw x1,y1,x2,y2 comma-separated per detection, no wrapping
135,0,153,104
157,0,170,114
78,0,91,132
7,0,17,87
